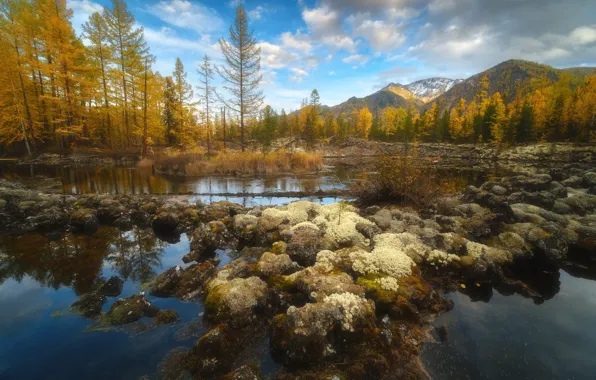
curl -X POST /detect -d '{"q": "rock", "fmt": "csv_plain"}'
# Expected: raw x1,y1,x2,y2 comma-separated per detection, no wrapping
552,200,573,215
583,172,596,187
71,291,107,318
369,209,392,230
508,191,556,210
152,212,179,234
97,199,126,224
220,365,261,380
113,215,133,230
256,215,286,245
502,174,552,192
286,227,330,267
286,267,365,302
186,324,240,378
204,277,267,327
572,225,596,250
356,222,381,239
504,223,568,262
207,259,252,291
588,186,596,195
270,293,376,366
492,232,533,259
186,221,234,262
199,201,246,223
271,241,287,254
490,185,508,196
233,214,258,242
548,182,568,198
101,294,159,325
150,262,216,299
562,175,584,188
256,252,299,277
156,310,179,325
70,208,99,234
560,194,596,215
101,276,124,297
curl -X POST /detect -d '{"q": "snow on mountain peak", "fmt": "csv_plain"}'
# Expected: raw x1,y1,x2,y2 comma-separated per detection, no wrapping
403,78,462,101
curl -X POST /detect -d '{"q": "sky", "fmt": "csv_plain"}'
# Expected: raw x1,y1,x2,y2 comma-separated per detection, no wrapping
67,0,596,112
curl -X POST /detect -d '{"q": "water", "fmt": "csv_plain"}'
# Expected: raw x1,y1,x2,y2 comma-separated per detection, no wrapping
421,258,596,380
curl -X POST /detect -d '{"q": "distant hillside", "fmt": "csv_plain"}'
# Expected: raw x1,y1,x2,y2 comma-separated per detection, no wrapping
327,77,460,116
431,59,596,110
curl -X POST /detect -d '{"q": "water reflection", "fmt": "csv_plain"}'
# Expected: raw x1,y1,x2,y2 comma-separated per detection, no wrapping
0,227,168,295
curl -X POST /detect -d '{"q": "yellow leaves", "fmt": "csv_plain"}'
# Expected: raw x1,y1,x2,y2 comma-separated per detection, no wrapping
355,107,373,140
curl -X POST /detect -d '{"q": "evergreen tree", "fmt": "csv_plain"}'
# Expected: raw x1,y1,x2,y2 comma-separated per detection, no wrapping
217,5,263,152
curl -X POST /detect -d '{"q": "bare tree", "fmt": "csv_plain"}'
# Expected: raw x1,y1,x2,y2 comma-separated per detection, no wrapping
197,54,216,156
217,6,263,152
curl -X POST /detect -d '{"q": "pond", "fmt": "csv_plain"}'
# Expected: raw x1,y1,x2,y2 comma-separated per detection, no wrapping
421,249,596,380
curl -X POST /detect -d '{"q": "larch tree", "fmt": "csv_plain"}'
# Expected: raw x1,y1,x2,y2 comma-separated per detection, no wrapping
173,57,194,145
83,11,113,147
356,107,373,140
103,0,148,147
162,76,179,145
217,5,263,152
197,54,215,154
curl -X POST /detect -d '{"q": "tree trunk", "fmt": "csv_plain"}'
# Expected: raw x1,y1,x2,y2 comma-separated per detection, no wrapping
222,107,227,150
142,58,148,158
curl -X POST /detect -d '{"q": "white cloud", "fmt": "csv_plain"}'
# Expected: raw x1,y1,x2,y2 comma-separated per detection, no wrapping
258,41,300,69
289,67,309,82
148,0,224,34
569,26,596,45
352,18,406,52
281,32,312,53
248,5,268,20
329,70,336,76
343,54,369,65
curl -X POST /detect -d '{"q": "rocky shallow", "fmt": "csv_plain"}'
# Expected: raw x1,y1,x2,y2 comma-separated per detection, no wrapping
1,167,595,379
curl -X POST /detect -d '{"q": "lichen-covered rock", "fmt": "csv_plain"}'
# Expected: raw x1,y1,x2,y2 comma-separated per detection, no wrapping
583,171,596,187
152,212,179,234
256,252,299,277
562,175,584,188
464,241,511,265
204,277,267,327
207,258,251,291
156,309,179,325
186,221,234,262
560,194,596,215
369,209,392,230
150,262,216,299
502,173,552,192
286,227,334,267
199,200,246,223
508,191,556,210
101,294,159,325
283,266,364,302
233,214,258,242
220,365,261,380
70,208,99,233
186,324,240,377
270,293,375,366
492,232,533,259
504,223,568,261
97,199,126,224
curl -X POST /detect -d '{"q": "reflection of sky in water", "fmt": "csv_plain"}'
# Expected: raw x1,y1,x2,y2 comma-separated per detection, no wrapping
0,230,202,380
421,271,596,380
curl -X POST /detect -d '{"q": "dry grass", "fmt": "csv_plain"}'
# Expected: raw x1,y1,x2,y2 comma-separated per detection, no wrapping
352,148,444,206
155,149,323,176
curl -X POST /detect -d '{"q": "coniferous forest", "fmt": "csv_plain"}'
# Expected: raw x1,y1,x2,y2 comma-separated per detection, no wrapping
1,0,595,157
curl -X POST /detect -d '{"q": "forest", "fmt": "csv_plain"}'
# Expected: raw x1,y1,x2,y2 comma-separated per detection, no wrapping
1,0,595,157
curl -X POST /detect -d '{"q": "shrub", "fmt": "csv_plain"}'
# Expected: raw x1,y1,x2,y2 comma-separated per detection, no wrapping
352,148,443,206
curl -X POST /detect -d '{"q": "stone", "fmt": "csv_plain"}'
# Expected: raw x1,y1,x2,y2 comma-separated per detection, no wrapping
156,310,179,325
204,277,267,327
562,176,584,188
356,222,381,239
256,252,298,277
187,221,234,261
70,208,99,234
152,212,179,234
233,214,258,242
71,291,107,318
101,294,159,325
583,172,596,187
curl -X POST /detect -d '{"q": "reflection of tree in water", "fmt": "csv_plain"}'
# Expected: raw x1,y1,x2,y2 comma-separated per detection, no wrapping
107,228,165,283
0,228,118,294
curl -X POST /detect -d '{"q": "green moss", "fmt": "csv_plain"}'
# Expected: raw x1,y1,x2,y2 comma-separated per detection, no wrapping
156,310,179,325
269,275,296,292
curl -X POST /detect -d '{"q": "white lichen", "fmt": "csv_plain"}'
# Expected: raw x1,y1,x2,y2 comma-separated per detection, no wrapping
374,277,400,292
291,221,320,232
322,292,369,332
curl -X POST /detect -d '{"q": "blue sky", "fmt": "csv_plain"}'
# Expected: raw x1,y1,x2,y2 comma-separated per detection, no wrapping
67,0,596,112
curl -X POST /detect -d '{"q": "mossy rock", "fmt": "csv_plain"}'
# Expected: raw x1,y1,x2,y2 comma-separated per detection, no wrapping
156,310,179,325
100,294,159,325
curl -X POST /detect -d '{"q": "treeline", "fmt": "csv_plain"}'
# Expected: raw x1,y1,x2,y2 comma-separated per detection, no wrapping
257,74,596,147
0,0,262,155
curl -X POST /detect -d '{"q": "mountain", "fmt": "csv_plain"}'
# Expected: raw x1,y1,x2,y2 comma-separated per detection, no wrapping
403,78,462,102
431,59,596,110
329,84,424,116
328,77,460,116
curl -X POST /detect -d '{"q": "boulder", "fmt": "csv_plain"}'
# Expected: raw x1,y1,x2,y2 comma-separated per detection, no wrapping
185,221,234,262
152,212,179,234
70,208,99,233
101,276,124,297
204,277,267,327
186,324,240,378
562,175,584,188
101,294,159,325
583,172,596,187
97,199,126,224
270,293,376,366
71,291,106,318
155,310,179,325
256,252,299,277
233,214,258,242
